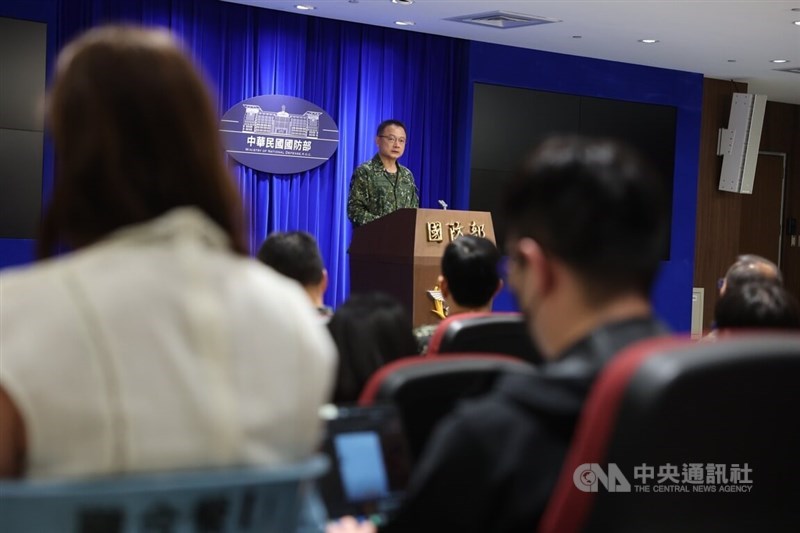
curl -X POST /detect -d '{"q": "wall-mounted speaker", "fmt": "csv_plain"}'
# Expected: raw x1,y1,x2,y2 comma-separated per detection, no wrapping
717,92,767,194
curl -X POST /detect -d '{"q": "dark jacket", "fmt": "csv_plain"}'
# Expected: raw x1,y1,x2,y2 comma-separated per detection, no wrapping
382,316,668,533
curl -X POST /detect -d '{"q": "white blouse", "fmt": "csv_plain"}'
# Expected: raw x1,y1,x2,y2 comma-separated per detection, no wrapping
0,208,336,479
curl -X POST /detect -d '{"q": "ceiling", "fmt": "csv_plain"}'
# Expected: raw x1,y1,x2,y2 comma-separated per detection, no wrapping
223,0,800,105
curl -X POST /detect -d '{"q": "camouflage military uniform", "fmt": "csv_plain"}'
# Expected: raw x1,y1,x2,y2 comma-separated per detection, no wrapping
347,154,419,226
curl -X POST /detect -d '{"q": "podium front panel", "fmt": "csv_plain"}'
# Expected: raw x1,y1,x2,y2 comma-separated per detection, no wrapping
349,208,495,328
412,260,442,328
350,257,414,324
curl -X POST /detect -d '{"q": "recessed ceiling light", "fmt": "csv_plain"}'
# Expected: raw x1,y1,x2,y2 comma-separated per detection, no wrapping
392,0,414,4
727,59,737,63
296,4,315,10
793,20,800,25
638,39,659,44
572,35,582,39
395,20,415,26
770,59,790,63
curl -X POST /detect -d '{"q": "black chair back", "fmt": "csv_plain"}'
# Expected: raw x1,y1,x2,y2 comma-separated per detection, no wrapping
359,354,537,461
427,313,542,365
540,334,800,533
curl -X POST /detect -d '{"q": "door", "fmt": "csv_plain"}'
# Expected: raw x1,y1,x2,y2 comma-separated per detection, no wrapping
738,153,784,268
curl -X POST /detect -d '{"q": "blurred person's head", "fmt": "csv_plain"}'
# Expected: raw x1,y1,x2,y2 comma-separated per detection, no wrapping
502,136,668,359
39,25,245,258
715,279,800,331
257,231,328,311
327,292,418,404
720,254,782,296
439,236,502,314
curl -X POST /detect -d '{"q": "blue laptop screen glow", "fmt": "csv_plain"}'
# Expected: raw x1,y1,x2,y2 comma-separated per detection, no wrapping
334,431,389,503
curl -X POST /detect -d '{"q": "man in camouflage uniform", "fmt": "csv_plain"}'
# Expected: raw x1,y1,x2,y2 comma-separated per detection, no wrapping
347,119,419,226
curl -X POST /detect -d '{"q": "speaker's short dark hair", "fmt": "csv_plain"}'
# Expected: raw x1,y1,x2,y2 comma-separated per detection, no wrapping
441,236,500,308
502,136,668,303
377,119,407,137
256,231,324,286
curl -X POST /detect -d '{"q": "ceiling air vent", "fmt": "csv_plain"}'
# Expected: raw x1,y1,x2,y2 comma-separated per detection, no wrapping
773,66,800,75
446,10,561,29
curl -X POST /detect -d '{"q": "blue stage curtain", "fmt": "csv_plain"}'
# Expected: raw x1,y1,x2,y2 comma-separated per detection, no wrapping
55,0,465,308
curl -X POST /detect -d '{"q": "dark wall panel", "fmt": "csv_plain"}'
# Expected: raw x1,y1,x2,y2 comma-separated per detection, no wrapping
0,18,46,131
470,83,677,254
0,129,44,238
460,42,703,332
0,17,47,243
470,84,578,172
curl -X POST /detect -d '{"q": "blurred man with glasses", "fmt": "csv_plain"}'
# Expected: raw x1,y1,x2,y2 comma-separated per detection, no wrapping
347,119,419,226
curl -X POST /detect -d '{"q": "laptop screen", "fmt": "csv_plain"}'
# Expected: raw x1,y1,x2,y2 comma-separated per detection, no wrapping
319,404,412,525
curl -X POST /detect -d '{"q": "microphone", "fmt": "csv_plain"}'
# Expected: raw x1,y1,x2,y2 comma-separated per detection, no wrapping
438,200,448,210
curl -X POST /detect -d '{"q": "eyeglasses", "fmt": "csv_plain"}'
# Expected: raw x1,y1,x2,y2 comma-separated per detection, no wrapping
379,135,406,145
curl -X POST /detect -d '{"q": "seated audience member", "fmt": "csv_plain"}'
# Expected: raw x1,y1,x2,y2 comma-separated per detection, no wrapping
257,231,333,319
329,136,670,533
413,236,503,353
714,279,800,331
327,293,419,404
719,254,783,296
703,254,785,340
0,26,336,479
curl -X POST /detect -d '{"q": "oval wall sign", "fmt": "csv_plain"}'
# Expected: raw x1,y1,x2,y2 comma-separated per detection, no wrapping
219,95,339,175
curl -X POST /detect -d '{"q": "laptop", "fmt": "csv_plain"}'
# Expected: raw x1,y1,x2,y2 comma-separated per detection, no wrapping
318,404,412,527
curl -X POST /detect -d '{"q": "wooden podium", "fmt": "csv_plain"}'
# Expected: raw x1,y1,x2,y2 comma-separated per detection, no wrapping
349,208,495,328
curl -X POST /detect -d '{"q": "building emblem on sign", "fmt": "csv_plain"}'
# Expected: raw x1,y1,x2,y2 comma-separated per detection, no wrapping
242,105,321,138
